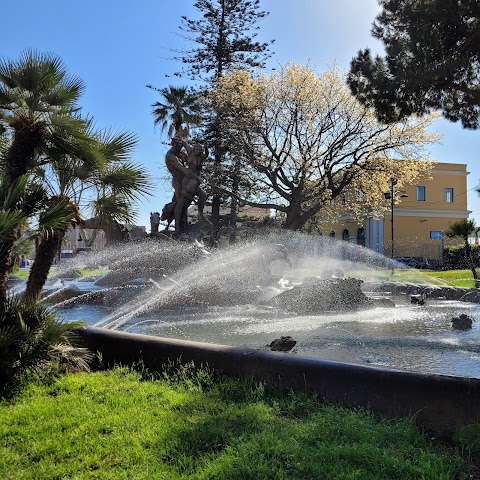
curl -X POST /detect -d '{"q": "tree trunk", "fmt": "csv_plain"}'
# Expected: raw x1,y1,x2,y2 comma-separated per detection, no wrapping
24,233,64,302
465,239,478,285
0,123,45,299
228,159,241,245
283,196,313,230
5,121,44,181
228,200,238,245
209,112,225,245
0,227,21,300
210,140,222,244
211,195,221,243
283,215,304,230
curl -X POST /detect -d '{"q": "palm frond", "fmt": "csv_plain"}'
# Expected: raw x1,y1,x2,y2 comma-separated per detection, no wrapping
445,219,478,239
0,295,91,397
0,175,29,210
0,209,25,232
100,162,153,201
96,129,138,162
148,84,202,138
2,49,85,108
37,198,76,239
92,194,137,225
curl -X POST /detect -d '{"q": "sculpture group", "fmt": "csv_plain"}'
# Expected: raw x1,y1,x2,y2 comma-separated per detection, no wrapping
160,137,209,238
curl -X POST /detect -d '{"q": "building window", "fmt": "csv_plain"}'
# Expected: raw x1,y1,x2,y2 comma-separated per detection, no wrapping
342,229,349,241
329,230,336,238
445,187,454,203
416,186,426,201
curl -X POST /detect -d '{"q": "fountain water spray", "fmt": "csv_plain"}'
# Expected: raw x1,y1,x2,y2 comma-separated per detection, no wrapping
42,231,480,378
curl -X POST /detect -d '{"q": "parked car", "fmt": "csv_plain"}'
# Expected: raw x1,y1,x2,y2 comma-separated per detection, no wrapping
74,247,92,256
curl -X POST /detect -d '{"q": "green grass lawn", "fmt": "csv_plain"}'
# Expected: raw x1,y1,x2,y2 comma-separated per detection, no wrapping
11,266,107,281
350,268,478,288
10,267,29,280
390,269,478,288
421,269,478,288
0,367,477,479
12,262,477,288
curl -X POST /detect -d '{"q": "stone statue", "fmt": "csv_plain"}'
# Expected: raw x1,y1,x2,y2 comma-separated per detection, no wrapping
181,140,208,222
163,137,208,237
150,211,160,234
160,199,175,230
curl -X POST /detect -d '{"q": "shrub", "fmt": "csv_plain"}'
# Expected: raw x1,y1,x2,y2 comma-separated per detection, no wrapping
0,295,90,397
443,245,480,270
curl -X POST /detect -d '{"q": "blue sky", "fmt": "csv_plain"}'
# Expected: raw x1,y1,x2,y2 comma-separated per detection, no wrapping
2,0,479,228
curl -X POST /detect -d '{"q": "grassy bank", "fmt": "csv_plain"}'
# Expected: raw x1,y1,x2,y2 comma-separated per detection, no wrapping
355,268,478,288
1,367,477,479
420,269,478,288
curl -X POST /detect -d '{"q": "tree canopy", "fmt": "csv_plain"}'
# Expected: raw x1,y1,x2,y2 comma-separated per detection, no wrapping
174,0,272,82
146,85,201,139
213,64,439,230
348,0,480,128
170,0,274,241
446,218,480,282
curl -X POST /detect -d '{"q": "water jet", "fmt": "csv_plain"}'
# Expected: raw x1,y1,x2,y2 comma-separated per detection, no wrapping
43,232,480,379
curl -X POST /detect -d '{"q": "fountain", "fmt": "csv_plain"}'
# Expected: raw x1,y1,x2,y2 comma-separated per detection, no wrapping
38,231,479,380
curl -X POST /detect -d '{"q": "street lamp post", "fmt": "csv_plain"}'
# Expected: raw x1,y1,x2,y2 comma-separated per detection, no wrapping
384,177,408,273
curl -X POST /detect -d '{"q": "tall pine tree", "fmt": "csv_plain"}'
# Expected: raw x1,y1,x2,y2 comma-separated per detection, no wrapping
348,0,480,129
174,0,273,242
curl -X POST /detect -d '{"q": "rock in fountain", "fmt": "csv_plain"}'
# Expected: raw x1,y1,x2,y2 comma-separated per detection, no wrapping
410,294,426,305
43,283,81,304
270,277,374,315
269,336,297,352
451,314,473,330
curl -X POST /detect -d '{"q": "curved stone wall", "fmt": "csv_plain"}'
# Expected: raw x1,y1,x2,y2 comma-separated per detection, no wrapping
76,326,480,434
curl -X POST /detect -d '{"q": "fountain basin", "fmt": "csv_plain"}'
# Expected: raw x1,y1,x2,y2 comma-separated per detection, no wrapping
30,234,479,380
57,291,480,379
76,326,480,434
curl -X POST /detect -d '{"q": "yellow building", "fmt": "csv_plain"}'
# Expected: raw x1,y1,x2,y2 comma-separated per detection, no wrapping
322,162,470,266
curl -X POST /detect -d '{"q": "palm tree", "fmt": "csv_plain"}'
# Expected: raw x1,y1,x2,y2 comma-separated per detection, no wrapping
146,85,201,138
23,197,80,301
0,175,48,298
0,50,101,295
0,51,153,301
0,50,100,182
76,130,152,247
445,219,480,286
23,130,152,301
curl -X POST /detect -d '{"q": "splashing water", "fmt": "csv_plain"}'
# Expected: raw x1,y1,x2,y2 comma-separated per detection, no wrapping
47,232,480,378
